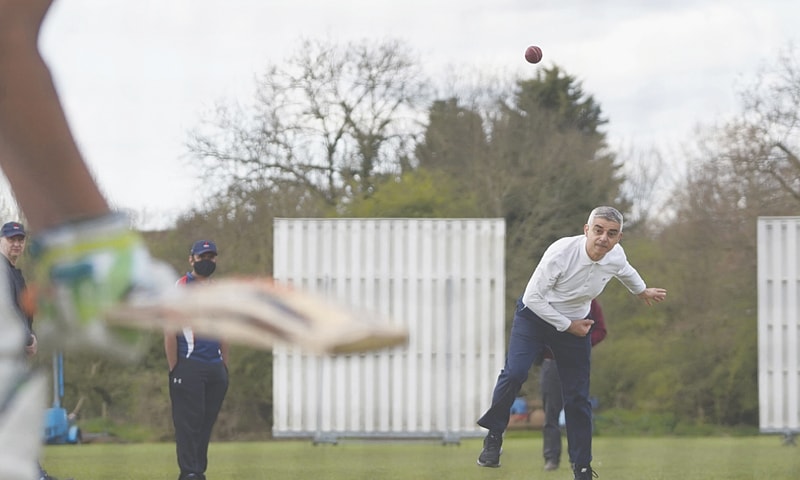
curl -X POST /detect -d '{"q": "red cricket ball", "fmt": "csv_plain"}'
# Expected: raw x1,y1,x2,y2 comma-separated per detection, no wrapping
525,45,543,64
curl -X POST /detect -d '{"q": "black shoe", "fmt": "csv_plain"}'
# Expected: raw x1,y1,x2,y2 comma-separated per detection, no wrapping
573,464,599,479
476,431,502,467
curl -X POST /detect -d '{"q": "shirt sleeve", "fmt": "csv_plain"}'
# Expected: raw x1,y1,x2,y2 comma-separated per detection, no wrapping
522,255,573,332
615,261,647,295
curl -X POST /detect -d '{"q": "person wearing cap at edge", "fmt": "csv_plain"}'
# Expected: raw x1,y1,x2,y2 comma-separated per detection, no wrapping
1,221,69,480
0,222,36,355
164,240,229,480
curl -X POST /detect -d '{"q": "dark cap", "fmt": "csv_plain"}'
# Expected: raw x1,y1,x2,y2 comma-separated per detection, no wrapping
190,240,217,255
1,222,26,238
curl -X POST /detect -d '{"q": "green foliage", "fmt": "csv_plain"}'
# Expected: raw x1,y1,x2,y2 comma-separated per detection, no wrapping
514,66,608,135
343,169,481,218
51,334,172,439
592,334,663,411
414,98,490,207
213,346,274,440
50,326,274,443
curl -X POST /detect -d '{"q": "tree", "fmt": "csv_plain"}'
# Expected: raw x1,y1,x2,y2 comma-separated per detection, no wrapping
737,43,800,207
513,66,607,135
342,168,481,218
615,145,674,230
491,67,625,293
593,46,800,427
414,98,491,210
187,38,429,211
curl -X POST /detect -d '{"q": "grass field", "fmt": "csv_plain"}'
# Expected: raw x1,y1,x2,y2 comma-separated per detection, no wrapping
41,435,799,480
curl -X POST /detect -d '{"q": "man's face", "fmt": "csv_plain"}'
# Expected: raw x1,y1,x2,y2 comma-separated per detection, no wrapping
0,235,26,264
583,218,622,261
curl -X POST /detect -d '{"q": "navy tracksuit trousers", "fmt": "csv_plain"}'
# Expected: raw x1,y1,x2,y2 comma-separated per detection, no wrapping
478,298,593,467
169,357,228,479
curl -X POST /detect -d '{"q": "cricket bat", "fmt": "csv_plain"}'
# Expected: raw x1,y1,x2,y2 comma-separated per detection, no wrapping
105,277,408,355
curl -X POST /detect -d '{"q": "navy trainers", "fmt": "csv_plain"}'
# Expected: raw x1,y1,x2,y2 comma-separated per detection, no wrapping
476,431,503,467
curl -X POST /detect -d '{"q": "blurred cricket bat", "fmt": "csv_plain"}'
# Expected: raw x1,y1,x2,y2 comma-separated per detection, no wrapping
105,277,408,354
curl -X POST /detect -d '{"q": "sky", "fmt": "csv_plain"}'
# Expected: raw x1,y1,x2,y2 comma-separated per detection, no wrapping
33,0,800,228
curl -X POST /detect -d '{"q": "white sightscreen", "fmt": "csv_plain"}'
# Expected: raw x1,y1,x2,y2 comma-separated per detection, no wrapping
757,216,800,433
272,218,506,442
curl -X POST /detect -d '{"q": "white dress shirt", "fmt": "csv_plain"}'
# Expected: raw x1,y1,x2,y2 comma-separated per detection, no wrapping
522,234,646,331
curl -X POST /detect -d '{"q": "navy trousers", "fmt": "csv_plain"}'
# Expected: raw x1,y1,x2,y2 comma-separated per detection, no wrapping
477,299,593,467
169,358,228,478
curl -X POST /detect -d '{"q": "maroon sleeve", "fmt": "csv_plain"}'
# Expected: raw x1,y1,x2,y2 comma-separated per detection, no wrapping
589,299,607,347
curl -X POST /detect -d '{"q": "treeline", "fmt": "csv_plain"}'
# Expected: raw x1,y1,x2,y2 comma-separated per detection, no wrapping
36,39,800,440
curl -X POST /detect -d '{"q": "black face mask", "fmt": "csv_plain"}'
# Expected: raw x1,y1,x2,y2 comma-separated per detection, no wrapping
194,259,217,277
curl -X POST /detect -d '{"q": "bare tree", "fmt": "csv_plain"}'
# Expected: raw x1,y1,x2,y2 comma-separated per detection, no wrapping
738,43,800,204
187,38,429,209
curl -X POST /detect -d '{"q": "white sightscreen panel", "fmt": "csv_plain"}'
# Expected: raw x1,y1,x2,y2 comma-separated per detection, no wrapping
272,218,506,440
757,217,800,433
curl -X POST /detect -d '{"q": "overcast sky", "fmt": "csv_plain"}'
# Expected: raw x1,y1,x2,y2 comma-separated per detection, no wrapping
35,0,799,228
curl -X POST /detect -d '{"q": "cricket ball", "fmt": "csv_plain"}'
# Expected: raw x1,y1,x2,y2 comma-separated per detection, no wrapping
525,45,543,64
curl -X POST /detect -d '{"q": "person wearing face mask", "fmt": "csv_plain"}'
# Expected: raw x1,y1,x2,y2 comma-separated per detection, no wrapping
164,240,229,480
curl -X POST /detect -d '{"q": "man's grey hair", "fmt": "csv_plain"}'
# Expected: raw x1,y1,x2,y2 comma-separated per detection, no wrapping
587,206,624,231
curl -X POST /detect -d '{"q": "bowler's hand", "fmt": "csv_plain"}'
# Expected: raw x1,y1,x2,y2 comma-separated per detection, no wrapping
638,287,667,306
567,319,594,337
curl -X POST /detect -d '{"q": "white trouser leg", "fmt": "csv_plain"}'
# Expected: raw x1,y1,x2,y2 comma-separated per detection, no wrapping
0,266,45,479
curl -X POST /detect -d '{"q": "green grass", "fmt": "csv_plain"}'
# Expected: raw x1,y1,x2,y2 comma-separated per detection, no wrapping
41,435,799,480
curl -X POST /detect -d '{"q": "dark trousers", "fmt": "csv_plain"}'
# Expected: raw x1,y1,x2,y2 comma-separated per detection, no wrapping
477,299,593,467
540,358,563,463
169,358,229,478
